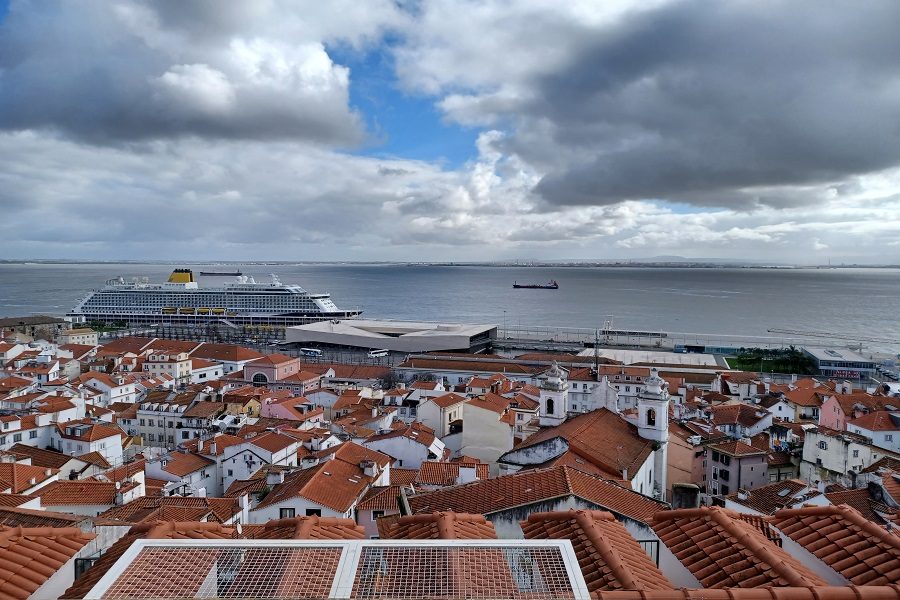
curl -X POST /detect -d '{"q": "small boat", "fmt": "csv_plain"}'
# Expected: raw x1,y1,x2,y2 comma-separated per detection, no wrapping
199,271,242,276
513,280,559,289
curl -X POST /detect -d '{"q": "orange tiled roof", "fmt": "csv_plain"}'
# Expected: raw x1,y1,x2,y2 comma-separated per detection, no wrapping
0,525,96,600
0,463,59,493
97,497,241,524
248,431,299,453
426,392,468,408
708,403,771,427
723,479,821,515
356,485,410,512
365,421,437,448
253,458,372,514
190,343,264,362
416,461,490,486
0,504,88,528
61,520,236,599
36,479,118,506
849,411,900,432
250,515,365,540
769,504,900,585
390,467,420,485
409,465,666,524
707,440,767,457
8,443,78,469
652,506,827,588
381,511,497,540
823,488,898,525
504,409,654,480
55,419,123,442
522,510,673,592
162,451,215,477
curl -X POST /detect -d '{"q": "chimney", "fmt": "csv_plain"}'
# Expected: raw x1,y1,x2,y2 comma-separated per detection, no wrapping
266,470,286,486
198,439,203,453
360,460,377,478
371,406,378,418
456,464,479,485
737,489,749,501
44,468,52,477
209,442,216,455
791,374,798,384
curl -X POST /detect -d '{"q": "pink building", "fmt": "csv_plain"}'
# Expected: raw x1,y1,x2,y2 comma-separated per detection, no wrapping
244,354,303,384
818,392,893,431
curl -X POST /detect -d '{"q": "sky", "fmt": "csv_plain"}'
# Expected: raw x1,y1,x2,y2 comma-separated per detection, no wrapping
1,0,899,264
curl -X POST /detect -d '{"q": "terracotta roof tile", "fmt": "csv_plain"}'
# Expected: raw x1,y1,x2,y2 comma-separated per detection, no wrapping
390,467,420,485
653,506,827,588
502,409,654,480
247,431,299,453
823,488,898,525
0,505,88,529
415,461,490,486
427,392,468,408
8,443,77,469
356,485,410,512
708,404,771,427
0,463,59,493
723,479,821,515
0,493,34,508
252,459,372,514
708,440,767,457
97,497,241,524
36,480,118,506
769,504,900,585
61,520,236,599
849,411,900,432
0,525,96,600
161,451,215,477
522,510,673,592
409,466,666,524
381,511,497,540
249,515,365,540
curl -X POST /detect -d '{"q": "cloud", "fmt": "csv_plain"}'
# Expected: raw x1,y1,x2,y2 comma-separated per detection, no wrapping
394,0,900,210
0,0,403,144
1,1,900,265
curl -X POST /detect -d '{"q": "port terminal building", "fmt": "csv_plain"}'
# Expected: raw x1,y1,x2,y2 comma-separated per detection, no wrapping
801,347,877,380
284,319,497,353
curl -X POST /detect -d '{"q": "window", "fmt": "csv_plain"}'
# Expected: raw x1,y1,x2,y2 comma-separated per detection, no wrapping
280,508,295,519
12,433,21,442
148,434,155,442
546,398,555,415
721,484,730,495
818,441,828,450
712,466,719,480
372,511,384,520
29,430,37,439
139,419,145,426
305,508,321,517
571,404,577,411
227,469,233,477
886,434,894,442
852,449,859,458
720,469,729,481
625,386,631,392
646,408,656,427
722,455,731,466
182,431,189,439
712,451,720,462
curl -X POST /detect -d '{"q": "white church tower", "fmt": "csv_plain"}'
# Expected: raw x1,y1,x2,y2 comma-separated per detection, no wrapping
637,367,670,498
538,362,567,426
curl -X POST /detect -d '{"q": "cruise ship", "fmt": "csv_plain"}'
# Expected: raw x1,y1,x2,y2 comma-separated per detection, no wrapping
68,269,361,327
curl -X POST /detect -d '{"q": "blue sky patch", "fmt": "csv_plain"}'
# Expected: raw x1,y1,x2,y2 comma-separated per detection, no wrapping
328,40,480,169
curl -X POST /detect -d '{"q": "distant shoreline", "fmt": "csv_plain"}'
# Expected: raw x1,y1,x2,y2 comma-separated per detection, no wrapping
1,260,899,270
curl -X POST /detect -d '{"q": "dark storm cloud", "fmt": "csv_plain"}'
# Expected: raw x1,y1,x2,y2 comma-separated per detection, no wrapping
0,1,364,145
521,0,900,208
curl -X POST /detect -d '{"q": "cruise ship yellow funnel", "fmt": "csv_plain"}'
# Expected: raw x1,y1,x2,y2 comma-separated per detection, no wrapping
167,269,195,283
